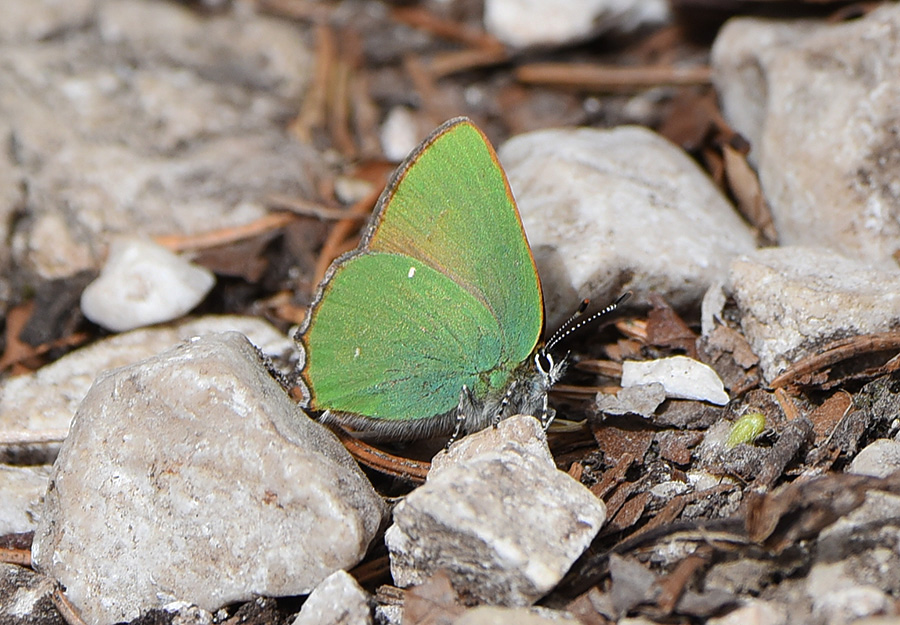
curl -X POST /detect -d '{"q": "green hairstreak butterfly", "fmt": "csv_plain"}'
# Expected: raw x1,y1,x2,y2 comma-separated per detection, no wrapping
296,117,621,440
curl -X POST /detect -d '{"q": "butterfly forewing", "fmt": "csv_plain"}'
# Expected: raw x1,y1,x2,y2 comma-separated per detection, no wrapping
366,119,543,366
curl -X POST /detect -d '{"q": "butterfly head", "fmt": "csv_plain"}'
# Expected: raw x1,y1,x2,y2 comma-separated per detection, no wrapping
534,347,566,390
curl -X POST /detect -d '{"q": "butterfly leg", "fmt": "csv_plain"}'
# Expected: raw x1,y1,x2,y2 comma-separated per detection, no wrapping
540,392,556,431
492,380,519,428
448,385,475,447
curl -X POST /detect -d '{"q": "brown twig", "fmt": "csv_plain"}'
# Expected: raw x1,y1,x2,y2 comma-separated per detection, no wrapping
0,531,32,567
51,586,89,625
328,55,357,159
312,182,383,287
0,301,90,373
429,47,511,79
552,383,621,397
331,427,429,483
266,194,370,222
722,143,778,244
769,331,900,389
773,387,802,421
403,54,447,127
154,212,297,253
655,546,714,614
289,23,335,144
516,63,711,91
350,69,382,160
0,547,30,566
391,6,504,51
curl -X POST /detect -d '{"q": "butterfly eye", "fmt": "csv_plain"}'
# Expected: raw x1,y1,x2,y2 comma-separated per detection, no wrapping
535,351,554,377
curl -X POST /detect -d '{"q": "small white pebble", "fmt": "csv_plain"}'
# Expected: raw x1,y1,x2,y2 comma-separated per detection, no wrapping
621,355,729,405
81,237,215,332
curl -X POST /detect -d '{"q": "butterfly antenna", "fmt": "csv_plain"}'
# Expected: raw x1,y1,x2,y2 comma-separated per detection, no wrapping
545,291,632,352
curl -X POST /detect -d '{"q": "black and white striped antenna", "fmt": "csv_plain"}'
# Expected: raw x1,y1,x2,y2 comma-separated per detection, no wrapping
545,291,632,352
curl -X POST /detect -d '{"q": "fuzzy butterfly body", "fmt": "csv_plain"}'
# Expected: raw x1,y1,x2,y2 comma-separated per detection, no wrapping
295,118,562,440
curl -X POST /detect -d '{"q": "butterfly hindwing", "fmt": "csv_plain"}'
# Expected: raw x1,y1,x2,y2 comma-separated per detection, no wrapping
302,253,502,421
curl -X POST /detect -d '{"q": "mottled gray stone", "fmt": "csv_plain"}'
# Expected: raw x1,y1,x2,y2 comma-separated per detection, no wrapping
0,315,296,437
386,416,605,607
848,439,900,478
32,332,385,625
291,570,371,625
712,6,900,265
702,246,900,382
500,126,756,328
0,464,50,534
1,0,319,282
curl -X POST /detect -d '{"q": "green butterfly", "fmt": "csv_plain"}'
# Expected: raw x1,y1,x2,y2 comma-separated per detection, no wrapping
296,118,619,440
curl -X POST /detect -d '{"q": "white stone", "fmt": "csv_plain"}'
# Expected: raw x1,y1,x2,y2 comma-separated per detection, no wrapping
484,0,669,48
291,570,371,625
595,382,667,418
31,332,385,625
80,237,215,332
0,315,296,435
455,605,582,625
500,126,756,328
3,0,319,282
811,584,894,625
702,246,900,382
707,599,787,625
381,107,421,163
621,356,729,405
848,439,900,478
386,416,605,607
0,464,50,534
712,6,900,265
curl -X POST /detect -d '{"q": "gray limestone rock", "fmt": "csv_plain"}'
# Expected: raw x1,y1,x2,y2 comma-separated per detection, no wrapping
0,0,319,283
0,464,50,534
291,570,372,625
712,5,900,265
31,332,385,625
0,316,297,439
848,440,900,478
499,125,756,328
701,246,900,382
386,416,605,607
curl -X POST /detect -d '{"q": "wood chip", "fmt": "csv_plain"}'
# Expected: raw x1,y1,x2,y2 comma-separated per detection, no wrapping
592,423,654,468
607,491,652,534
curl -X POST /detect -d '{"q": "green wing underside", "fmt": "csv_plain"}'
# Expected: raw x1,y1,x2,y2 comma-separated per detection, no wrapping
304,253,508,421
368,121,542,368
301,119,544,424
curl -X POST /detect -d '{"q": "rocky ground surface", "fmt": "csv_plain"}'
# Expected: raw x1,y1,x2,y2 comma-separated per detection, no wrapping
3,1,900,625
